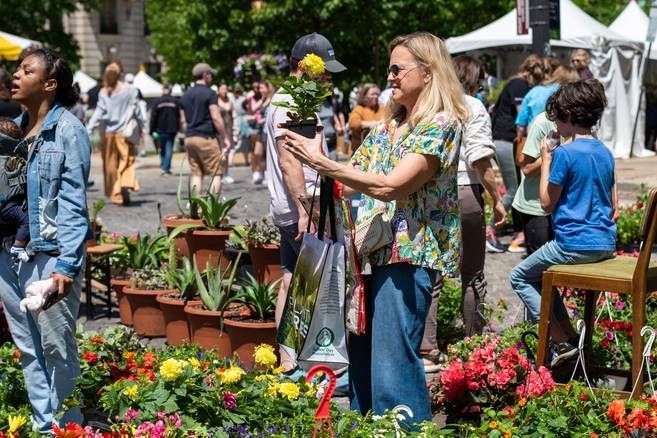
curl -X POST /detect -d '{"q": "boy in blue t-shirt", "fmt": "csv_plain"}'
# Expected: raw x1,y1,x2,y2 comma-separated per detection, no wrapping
510,79,616,367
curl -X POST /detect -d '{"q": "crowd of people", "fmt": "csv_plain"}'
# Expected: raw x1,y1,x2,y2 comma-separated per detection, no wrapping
0,28,619,432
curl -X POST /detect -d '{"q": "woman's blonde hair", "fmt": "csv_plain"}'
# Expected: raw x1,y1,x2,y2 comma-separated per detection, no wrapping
384,32,469,126
546,66,579,86
356,83,380,107
103,62,122,94
517,54,545,87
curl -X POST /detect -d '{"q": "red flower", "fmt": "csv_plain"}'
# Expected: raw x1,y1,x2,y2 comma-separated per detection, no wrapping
52,423,85,438
142,351,158,367
90,336,105,344
607,399,625,423
82,351,98,365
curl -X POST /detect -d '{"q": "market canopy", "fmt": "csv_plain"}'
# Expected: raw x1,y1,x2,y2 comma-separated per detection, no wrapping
610,1,657,59
133,71,163,98
0,30,40,60
73,70,98,94
446,0,627,54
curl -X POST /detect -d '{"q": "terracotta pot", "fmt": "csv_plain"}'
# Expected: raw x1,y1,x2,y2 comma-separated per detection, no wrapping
187,229,232,270
184,304,233,357
110,278,132,326
156,293,202,346
163,215,204,261
223,317,277,366
248,244,283,283
87,222,98,248
123,288,175,337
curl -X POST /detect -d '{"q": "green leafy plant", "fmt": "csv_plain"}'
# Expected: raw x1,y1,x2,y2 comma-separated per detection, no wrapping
188,193,239,230
194,253,242,313
227,225,248,251
273,53,332,122
237,273,281,321
244,217,281,247
89,199,106,226
616,185,649,246
129,266,170,290
436,276,464,347
121,233,169,270
175,160,202,220
166,241,198,300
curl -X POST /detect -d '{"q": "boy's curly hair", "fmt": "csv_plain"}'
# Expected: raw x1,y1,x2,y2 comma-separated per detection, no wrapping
546,79,607,128
0,117,22,140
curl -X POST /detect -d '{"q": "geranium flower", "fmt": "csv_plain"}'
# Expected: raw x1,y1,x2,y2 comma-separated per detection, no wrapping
223,391,237,411
299,53,325,76
82,351,98,365
615,300,625,310
277,382,300,400
217,366,245,384
52,423,86,438
607,399,625,423
89,336,105,344
254,344,277,368
159,358,185,382
122,409,140,422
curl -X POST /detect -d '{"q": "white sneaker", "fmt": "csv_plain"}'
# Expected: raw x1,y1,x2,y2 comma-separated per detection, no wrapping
222,175,235,184
252,171,264,184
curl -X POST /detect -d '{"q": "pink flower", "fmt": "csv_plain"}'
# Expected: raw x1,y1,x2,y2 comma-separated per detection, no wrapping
122,408,140,422
615,300,625,310
606,331,615,341
223,391,237,411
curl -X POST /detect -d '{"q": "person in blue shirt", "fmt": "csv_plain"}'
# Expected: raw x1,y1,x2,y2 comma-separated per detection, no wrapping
510,79,617,368
515,65,579,137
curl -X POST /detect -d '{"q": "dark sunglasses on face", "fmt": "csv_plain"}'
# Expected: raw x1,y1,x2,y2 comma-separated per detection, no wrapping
387,64,418,79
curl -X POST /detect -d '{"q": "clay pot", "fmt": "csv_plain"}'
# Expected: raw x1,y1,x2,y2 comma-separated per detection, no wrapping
186,229,232,270
223,317,277,366
184,304,233,357
163,215,204,260
156,293,202,346
123,288,175,337
110,278,132,326
247,244,283,283
87,222,98,248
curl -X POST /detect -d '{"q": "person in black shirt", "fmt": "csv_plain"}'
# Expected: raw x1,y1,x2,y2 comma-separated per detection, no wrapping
0,68,21,118
150,85,181,175
180,63,230,195
487,54,545,253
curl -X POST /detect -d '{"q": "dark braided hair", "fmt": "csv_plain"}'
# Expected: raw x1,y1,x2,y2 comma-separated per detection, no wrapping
21,47,78,107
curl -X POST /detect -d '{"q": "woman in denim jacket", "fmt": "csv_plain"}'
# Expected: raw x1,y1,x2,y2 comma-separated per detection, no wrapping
1,48,90,433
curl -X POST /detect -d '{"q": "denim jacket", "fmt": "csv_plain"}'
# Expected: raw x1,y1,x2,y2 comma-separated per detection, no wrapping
15,103,91,278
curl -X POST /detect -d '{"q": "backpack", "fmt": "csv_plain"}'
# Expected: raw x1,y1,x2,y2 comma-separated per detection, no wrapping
0,135,27,209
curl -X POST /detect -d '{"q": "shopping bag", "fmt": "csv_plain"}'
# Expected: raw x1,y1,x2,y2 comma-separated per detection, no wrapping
277,177,349,370
339,196,367,335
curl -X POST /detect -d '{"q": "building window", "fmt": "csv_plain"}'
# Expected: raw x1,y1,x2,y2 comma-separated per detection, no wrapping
143,5,150,35
99,0,118,34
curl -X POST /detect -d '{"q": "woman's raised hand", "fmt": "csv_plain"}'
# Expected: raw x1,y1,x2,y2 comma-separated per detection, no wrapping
279,125,324,168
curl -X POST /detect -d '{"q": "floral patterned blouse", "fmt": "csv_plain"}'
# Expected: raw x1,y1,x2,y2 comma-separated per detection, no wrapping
351,112,462,277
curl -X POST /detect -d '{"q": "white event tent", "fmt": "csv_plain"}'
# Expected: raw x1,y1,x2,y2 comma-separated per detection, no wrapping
445,0,626,54
73,70,98,94
133,71,164,98
609,0,657,59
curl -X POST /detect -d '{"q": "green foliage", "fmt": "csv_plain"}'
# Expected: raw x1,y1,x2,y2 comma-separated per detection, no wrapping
122,233,169,270
237,273,281,321
129,266,170,290
436,276,464,347
0,0,98,66
194,253,241,312
89,199,106,225
274,73,332,122
175,165,202,220
167,242,198,300
616,185,650,246
189,193,239,230
0,344,32,431
244,217,280,247
227,225,248,251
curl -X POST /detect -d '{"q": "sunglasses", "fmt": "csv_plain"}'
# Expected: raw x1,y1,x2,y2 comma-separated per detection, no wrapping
387,64,419,79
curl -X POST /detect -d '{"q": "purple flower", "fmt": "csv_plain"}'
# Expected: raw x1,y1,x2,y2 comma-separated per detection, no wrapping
606,331,615,341
223,391,237,411
572,309,581,318
615,300,625,310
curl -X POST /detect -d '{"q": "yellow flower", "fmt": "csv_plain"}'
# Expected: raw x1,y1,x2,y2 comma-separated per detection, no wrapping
305,384,316,398
254,344,277,368
160,358,185,382
255,374,276,383
187,357,201,370
218,366,245,384
7,415,27,434
123,385,138,401
299,53,325,76
272,366,285,375
265,383,279,397
277,382,300,401
489,421,498,430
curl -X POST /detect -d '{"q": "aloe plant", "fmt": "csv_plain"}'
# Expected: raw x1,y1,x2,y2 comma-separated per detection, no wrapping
194,253,241,313
189,193,239,229
237,273,281,321
121,233,169,270
166,241,197,300
175,157,201,219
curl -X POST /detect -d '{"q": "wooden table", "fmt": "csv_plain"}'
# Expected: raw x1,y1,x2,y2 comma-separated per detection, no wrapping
84,243,123,319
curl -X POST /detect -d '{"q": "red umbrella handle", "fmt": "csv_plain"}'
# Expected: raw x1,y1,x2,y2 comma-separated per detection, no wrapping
306,365,337,438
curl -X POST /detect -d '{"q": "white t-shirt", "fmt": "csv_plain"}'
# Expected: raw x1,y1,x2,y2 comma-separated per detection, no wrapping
265,92,324,227
458,95,495,186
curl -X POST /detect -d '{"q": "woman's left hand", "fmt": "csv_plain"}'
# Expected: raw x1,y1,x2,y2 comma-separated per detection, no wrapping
280,127,324,170
50,272,74,300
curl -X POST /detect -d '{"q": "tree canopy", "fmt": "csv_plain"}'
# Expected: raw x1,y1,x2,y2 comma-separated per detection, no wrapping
144,0,646,88
0,0,98,66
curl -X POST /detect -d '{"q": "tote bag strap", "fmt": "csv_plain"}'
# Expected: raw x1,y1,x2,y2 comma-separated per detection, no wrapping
317,176,337,242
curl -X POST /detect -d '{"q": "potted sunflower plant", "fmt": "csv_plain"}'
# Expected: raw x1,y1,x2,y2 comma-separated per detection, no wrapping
274,53,332,138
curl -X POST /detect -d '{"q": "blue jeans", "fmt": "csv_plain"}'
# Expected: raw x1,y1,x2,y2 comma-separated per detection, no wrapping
509,240,614,323
158,132,175,173
0,251,83,432
349,263,436,425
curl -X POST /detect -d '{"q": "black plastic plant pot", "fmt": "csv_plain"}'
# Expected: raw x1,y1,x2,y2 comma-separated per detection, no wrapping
284,119,318,139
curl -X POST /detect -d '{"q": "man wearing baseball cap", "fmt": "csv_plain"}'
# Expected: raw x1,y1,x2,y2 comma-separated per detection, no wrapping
180,63,231,195
264,33,345,371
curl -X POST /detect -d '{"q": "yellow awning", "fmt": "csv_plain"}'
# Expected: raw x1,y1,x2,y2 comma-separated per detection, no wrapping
0,31,40,61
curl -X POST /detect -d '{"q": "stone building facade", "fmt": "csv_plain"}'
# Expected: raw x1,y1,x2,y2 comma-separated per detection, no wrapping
63,0,159,78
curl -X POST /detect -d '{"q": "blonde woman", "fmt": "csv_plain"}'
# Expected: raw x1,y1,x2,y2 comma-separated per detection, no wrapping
282,32,467,424
348,83,384,151
87,62,144,205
